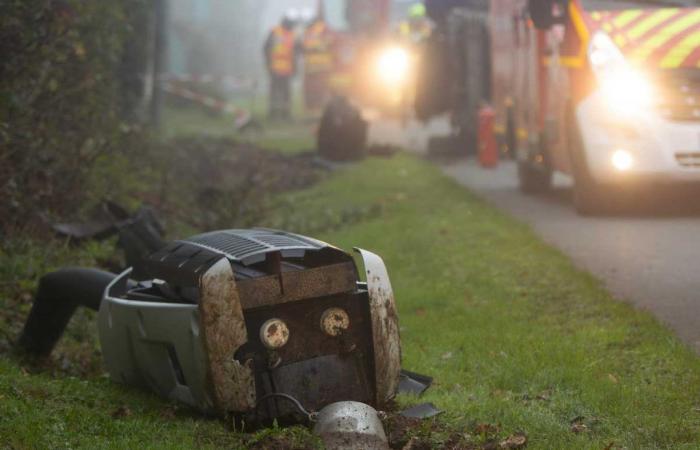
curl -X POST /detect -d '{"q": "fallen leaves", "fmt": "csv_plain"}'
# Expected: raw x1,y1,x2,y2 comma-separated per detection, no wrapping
569,416,600,434
522,389,551,403
474,423,500,436
111,405,132,419
499,432,528,449
393,419,527,450
161,405,178,420
570,422,588,434
401,436,431,450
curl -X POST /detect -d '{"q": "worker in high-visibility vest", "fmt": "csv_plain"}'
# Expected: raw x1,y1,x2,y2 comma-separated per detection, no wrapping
264,13,298,119
398,3,432,45
302,17,335,113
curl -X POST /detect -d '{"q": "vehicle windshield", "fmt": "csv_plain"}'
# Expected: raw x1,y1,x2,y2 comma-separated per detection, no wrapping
322,0,380,32
582,0,694,10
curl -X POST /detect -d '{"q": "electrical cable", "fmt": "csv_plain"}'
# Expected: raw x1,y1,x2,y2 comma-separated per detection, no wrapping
255,392,318,423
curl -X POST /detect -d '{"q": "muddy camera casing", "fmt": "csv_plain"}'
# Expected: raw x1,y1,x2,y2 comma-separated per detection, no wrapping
98,229,401,418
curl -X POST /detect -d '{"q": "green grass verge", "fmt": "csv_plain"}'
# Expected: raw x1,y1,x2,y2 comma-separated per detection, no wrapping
2,154,700,448
162,91,316,156
162,105,315,155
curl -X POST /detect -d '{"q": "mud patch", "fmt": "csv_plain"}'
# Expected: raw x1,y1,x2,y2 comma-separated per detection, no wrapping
382,413,528,450
154,136,324,231
244,425,324,450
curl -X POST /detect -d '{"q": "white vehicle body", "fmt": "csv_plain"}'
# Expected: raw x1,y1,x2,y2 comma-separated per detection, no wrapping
577,87,700,184
488,0,700,211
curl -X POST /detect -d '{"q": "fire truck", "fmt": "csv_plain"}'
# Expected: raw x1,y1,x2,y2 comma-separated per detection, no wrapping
429,0,700,213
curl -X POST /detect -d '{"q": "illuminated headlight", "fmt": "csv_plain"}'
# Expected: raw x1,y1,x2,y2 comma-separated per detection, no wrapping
611,149,633,171
599,68,654,114
588,32,655,115
260,318,289,349
377,46,410,84
320,308,350,336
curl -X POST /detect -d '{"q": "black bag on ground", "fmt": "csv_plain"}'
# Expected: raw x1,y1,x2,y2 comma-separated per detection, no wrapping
317,96,368,161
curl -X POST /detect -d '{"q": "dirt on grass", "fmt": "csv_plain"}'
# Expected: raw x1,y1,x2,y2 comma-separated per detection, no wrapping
153,136,324,232
382,413,528,450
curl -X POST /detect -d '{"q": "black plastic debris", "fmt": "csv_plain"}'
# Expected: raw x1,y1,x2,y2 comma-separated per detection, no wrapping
398,369,433,396
399,402,442,419
317,95,368,161
51,201,165,278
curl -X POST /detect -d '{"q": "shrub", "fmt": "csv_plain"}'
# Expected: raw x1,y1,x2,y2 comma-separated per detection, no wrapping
0,0,150,233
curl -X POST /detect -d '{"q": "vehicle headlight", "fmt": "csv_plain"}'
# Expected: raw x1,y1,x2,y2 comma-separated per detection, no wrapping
611,149,634,171
588,32,654,115
598,67,654,114
376,46,410,84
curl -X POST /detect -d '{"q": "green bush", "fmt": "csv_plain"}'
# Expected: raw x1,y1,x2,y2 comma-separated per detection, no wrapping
0,0,150,233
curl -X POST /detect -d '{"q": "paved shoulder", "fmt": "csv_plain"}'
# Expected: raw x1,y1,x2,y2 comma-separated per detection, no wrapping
442,159,700,353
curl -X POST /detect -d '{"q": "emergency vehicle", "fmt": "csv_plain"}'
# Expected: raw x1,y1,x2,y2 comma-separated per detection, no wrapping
491,0,700,213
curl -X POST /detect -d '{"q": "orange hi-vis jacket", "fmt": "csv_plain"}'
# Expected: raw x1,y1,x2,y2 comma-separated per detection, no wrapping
303,21,334,73
270,25,295,77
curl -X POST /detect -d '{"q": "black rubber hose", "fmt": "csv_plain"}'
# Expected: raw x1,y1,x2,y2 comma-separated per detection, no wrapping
16,268,118,357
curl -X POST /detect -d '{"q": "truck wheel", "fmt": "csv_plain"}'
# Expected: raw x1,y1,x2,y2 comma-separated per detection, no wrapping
518,160,552,193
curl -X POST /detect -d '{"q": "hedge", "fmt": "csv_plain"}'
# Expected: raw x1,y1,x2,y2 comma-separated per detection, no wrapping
0,0,150,233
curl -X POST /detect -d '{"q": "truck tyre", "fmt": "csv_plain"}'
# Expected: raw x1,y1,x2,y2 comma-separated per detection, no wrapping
518,160,552,193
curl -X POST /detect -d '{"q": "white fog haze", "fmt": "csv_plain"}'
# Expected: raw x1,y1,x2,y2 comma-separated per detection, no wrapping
168,0,316,84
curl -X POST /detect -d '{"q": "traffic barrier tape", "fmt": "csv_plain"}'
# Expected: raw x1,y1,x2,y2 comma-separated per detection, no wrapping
158,74,257,90
162,81,252,129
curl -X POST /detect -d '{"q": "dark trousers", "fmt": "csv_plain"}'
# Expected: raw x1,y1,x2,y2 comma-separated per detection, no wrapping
269,74,291,119
303,72,330,112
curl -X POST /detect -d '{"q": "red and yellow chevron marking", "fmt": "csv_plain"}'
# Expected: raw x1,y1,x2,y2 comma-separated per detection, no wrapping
588,8,700,68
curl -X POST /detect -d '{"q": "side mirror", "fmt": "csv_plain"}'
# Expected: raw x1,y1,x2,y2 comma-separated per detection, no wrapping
528,0,569,30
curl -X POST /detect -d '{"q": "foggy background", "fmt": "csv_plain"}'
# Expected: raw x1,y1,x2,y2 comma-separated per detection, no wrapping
168,0,316,84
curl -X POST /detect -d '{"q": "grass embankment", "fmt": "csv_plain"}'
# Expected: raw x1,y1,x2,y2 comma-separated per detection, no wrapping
163,98,316,155
2,153,700,448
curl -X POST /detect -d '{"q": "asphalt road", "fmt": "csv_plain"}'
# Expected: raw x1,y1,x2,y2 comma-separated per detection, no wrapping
441,159,700,353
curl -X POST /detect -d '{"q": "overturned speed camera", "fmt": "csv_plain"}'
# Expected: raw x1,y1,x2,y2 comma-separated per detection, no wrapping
20,229,401,427
102,228,401,420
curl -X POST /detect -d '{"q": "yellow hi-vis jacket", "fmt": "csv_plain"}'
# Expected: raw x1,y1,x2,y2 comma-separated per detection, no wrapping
303,21,334,73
